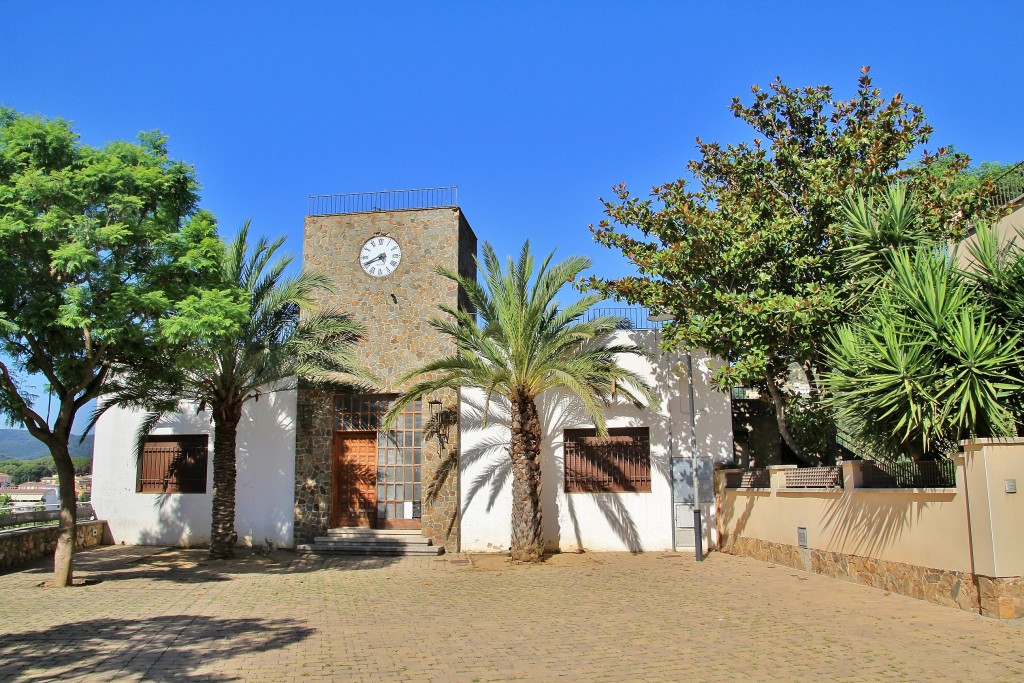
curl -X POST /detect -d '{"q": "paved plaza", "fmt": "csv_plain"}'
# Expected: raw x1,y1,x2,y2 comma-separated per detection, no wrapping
0,546,1022,682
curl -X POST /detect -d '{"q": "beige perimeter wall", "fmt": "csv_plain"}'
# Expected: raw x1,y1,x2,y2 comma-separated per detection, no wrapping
717,441,1024,618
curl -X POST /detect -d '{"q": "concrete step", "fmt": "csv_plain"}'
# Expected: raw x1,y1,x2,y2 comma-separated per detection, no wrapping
313,536,433,546
296,543,443,556
325,527,425,538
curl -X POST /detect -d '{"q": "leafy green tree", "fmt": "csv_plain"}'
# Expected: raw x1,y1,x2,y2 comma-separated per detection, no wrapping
586,69,997,464
98,222,370,559
385,242,658,562
0,458,53,484
827,189,1022,459
916,145,1020,196
0,109,244,585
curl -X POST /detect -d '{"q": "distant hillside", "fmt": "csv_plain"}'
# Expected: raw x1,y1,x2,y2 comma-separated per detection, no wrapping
0,429,94,460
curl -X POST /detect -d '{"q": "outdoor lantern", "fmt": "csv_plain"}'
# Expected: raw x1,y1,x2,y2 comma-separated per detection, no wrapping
427,399,450,452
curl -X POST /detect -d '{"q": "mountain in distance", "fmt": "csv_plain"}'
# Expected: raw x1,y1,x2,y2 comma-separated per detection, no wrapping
0,429,94,460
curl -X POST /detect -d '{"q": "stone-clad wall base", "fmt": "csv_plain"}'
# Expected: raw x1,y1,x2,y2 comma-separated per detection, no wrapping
723,536,1024,618
0,520,108,570
977,576,1024,620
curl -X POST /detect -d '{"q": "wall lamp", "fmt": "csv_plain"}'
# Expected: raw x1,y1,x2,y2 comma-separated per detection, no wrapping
427,399,450,452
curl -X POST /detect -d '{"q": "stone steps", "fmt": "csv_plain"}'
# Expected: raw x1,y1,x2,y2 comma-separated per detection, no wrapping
297,527,443,556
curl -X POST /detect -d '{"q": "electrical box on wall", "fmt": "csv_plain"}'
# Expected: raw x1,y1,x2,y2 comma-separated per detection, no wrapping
797,526,808,549
1006,479,1017,494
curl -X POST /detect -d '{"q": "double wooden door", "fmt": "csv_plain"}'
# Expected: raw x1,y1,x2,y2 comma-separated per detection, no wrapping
331,430,423,529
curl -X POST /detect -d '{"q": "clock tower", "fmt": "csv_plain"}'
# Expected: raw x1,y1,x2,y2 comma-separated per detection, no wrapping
293,188,476,551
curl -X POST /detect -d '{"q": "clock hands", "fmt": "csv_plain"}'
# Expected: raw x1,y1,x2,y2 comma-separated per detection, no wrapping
362,252,387,266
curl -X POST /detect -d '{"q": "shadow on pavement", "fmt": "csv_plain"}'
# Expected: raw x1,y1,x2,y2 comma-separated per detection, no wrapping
9,546,401,585
0,614,314,682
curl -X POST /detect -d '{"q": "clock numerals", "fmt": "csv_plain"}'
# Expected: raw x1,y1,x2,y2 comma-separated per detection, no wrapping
360,236,402,278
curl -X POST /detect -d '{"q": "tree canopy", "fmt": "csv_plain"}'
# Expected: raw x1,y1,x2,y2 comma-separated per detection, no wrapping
98,221,369,559
585,69,999,464
0,108,246,584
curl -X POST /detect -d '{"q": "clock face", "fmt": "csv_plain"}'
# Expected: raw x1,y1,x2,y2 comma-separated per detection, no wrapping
359,235,402,278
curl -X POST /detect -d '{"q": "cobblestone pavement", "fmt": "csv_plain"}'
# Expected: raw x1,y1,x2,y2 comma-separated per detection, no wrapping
0,546,1022,682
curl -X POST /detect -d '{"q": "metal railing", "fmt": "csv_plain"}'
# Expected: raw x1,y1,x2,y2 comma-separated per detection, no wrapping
860,460,957,489
586,307,666,330
784,466,843,489
0,502,95,529
308,186,459,216
723,469,771,489
991,161,1024,208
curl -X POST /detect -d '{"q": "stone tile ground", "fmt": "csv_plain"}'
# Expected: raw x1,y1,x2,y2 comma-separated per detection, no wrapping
0,547,1022,682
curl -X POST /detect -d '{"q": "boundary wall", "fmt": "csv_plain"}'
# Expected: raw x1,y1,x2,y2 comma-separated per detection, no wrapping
717,441,1024,619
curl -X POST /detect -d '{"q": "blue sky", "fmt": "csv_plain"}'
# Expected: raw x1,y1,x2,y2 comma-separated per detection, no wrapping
3,1,1024,432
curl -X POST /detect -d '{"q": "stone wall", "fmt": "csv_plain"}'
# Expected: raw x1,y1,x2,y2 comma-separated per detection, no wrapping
724,536,1024,619
294,387,335,543
0,520,108,570
296,207,476,550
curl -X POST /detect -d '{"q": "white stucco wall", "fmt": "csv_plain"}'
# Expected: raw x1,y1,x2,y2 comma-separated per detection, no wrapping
92,390,297,548
459,330,733,553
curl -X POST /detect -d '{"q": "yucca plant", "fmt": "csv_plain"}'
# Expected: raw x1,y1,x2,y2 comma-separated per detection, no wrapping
97,221,371,559
828,190,1022,459
839,184,937,304
384,242,658,562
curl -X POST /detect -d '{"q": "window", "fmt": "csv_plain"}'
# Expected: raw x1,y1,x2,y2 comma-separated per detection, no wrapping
563,427,651,493
334,394,424,522
136,435,209,494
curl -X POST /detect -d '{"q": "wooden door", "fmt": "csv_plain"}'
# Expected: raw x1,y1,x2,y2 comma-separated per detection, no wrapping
332,431,377,527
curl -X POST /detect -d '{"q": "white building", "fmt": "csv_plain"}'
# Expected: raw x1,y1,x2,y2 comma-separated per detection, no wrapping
92,194,734,555
4,486,59,512
92,330,732,553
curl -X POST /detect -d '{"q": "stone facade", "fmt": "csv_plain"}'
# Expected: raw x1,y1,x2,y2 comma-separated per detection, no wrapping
0,520,107,570
295,207,476,550
723,535,1024,619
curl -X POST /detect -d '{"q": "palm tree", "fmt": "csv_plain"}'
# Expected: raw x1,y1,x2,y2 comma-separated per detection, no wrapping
101,221,370,559
385,242,658,562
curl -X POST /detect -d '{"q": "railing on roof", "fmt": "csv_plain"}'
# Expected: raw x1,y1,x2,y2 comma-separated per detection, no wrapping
991,162,1024,208
586,307,667,330
308,186,459,216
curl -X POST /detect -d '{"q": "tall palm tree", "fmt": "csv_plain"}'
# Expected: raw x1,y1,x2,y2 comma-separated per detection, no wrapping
100,221,370,559
385,242,658,562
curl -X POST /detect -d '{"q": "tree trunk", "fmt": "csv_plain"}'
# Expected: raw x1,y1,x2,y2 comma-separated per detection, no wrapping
802,361,839,464
764,372,821,467
50,441,78,587
210,401,243,560
508,397,544,562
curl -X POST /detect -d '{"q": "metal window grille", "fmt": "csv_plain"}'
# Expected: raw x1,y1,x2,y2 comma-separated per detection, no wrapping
724,469,771,489
308,186,458,216
860,460,957,488
564,427,651,493
784,466,843,489
136,435,209,494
